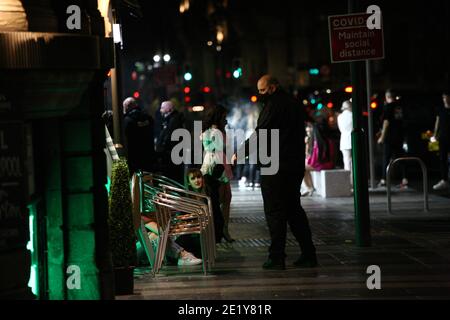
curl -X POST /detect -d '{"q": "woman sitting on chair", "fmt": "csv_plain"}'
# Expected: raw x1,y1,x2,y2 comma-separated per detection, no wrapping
132,172,202,266
143,219,202,266
186,166,225,243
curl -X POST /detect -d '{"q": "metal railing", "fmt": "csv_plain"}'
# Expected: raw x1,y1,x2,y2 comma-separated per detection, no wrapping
386,157,429,214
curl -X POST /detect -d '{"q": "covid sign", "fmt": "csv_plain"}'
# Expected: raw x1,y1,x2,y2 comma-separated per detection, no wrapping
328,6,384,63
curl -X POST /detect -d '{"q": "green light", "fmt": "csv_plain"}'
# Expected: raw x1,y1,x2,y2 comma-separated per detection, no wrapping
27,205,38,297
233,68,242,79
184,72,192,81
317,103,323,110
311,98,316,104
309,68,319,75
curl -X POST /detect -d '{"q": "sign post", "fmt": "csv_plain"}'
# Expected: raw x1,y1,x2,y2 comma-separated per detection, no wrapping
328,5,384,247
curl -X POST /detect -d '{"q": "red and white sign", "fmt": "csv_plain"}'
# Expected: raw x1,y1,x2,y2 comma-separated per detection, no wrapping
328,13,384,63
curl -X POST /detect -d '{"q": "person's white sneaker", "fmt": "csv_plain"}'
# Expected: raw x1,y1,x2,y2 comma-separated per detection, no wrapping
433,180,449,191
377,179,386,188
178,251,202,266
239,177,247,188
301,188,315,197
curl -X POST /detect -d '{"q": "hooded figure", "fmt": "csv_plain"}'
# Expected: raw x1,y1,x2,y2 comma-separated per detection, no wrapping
123,97,155,175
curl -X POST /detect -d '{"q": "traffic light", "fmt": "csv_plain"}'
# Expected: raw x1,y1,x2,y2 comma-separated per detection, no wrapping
202,86,211,93
183,86,191,105
250,95,258,103
183,64,192,81
370,101,378,109
345,86,353,93
233,68,242,79
309,68,320,76
184,72,192,81
232,58,242,79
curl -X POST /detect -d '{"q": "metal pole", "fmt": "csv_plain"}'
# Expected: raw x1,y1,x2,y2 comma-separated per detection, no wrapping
349,0,371,247
366,60,376,190
110,3,122,145
386,157,429,214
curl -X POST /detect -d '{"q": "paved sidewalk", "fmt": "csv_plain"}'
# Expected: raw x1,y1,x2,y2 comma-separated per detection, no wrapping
119,184,450,300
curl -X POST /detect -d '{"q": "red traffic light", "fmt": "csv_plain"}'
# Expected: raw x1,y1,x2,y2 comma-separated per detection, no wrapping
327,102,333,109
203,86,211,93
133,91,140,99
184,86,191,94
184,96,191,103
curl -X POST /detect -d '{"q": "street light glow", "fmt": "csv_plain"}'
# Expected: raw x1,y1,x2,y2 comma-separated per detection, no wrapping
163,54,171,62
192,106,204,112
153,55,161,63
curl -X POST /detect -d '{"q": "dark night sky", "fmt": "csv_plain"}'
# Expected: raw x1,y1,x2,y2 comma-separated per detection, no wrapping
118,0,449,92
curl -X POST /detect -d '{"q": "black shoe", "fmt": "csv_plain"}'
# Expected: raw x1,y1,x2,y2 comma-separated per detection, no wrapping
293,255,318,268
262,259,286,270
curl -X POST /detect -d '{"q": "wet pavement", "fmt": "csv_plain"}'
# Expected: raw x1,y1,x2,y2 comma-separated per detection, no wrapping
118,183,450,300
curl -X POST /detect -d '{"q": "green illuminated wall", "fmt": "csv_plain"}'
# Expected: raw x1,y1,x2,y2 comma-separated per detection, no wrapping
39,102,111,300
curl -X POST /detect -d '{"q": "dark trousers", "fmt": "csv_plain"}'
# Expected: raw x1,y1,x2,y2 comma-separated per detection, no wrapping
382,142,407,180
260,170,316,261
439,139,450,181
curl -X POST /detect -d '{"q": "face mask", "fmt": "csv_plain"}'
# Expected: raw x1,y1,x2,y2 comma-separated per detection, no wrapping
258,93,269,104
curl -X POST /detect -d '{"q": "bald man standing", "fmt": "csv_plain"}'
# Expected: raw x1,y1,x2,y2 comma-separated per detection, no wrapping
234,75,317,270
155,100,185,183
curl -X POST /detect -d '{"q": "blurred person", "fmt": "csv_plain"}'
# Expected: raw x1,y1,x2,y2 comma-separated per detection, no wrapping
232,75,317,270
155,100,185,184
201,105,234,242
337,100,353,184
228,106,247,184
240,104,261,188
377,89,408,188
432,92,450,190
123,97,155,175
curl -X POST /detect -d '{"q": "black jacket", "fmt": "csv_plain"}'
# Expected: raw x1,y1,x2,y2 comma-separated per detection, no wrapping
124,108,155,174
238,89,306,173
155,110,184,154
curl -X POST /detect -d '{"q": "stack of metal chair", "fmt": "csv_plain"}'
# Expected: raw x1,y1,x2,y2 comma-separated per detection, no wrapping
137,172,216,276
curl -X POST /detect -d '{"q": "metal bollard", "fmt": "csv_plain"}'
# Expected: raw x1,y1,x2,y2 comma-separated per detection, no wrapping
386,157,429,214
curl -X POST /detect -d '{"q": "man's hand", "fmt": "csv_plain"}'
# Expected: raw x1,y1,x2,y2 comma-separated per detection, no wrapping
377,136,384,145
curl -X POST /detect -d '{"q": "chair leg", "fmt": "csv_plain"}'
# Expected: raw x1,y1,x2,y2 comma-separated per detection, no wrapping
138,221,155,270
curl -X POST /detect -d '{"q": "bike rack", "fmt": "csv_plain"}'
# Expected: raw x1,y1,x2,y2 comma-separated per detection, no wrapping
386,157,429,214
